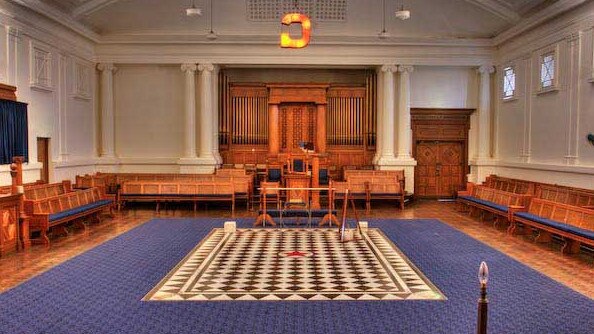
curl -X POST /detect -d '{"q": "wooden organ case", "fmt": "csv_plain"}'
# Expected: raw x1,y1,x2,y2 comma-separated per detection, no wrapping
218,71,377,172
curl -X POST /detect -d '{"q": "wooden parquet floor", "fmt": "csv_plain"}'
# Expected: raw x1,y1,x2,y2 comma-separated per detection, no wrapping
0,200,592,299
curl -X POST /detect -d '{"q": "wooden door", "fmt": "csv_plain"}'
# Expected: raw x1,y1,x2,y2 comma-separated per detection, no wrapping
415,141,464,198
280,104,316,153
36,138,49,183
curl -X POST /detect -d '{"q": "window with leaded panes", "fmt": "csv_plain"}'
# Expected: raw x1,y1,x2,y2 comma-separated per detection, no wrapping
503,66,515,99
540,53,555,89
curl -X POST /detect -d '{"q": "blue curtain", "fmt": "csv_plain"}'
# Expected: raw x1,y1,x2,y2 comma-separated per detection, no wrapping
0,100,28,164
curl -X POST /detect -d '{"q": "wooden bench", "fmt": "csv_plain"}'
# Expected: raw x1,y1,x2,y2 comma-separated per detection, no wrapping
81,172,252,211
23,180,73,200
343,169,405,181
457,184,532,223
331,174,405,213
366,175,406,210
484,175,535,195
509,198,594,254
24,188,113,245
0,180,45,195
119,181,235,216
535,184,594,209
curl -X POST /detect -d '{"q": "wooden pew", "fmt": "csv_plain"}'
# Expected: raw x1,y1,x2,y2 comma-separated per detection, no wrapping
119,181,235,216
458,184,532,224
484,175,535,195
80,172,253,211
23,180,72,200
24,188,113,245
366,175,406,210
509,198,594,254
0,180,46,195
535,184,594,209
330,178,370,213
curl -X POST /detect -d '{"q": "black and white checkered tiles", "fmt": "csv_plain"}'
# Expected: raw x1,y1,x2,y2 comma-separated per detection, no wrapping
145,228,444,301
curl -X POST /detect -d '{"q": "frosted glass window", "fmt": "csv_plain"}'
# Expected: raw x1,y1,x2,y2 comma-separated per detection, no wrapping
540,53,555,88
503,66,515,99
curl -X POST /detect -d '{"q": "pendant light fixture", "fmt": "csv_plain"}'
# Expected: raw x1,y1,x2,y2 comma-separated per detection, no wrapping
206,0,217,40
378,0,389,38
186,0,202,16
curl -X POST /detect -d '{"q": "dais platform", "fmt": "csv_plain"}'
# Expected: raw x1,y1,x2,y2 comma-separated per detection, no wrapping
145,227,445,301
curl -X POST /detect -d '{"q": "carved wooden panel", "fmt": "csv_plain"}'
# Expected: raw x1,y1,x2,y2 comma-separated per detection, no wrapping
0,195,20,256
280,104,316,153
415,142,464,198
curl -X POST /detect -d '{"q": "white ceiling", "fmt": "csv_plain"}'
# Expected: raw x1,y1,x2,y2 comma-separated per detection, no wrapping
34,0,559,39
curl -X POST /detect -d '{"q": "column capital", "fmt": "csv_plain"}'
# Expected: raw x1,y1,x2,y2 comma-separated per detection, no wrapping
381,64,398,73
97,63,117,73
198,63,214,72
181,63,197,73
398,65,414,73
478,65,495,75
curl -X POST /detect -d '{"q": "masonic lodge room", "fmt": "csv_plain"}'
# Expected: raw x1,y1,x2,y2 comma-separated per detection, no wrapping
0,0,593,333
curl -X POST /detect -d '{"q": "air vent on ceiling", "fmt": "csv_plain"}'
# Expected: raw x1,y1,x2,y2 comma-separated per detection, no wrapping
247,0,347,22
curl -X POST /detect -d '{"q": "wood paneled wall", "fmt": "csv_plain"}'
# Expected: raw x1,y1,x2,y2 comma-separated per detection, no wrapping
218,70,377,169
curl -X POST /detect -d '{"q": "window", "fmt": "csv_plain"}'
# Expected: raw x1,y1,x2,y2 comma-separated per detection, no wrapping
502,66,515,99
540,53,555,89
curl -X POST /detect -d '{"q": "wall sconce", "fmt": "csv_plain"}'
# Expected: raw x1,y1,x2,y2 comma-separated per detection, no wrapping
587,133,594,146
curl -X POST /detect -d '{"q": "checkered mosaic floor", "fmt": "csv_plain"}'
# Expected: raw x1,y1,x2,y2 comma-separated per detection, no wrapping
145,227,445,301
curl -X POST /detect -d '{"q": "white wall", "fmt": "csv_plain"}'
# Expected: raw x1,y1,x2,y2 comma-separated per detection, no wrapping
0,0,96,185
110,64,185,172
411,66,478,109
493,1,594,189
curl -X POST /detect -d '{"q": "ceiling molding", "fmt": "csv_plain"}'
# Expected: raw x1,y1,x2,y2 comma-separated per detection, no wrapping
97,33,494,48
10,0,100,42
72,0,121,18
494,0,588,45
465,0,521,23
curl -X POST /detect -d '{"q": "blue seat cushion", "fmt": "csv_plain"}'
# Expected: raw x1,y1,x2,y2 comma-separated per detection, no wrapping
458,196,507,213
49,199,113,222
310,209,337,217
515,212,594,241
319,169,329,186
293,160,304,172
268,169,282,182
257,209,310,217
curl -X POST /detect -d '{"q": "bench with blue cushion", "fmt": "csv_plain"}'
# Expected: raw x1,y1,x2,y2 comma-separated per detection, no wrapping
457,184,532,223
25,187,114,245
509,198,594,254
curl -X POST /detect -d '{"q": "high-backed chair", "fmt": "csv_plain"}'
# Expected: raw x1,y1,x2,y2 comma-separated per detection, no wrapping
319,168,330,186
288,155,308,174
266,163,283,183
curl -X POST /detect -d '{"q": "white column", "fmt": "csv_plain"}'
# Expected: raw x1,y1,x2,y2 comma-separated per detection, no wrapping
376,64,398,166
197,63,217,170
477,65,494,161
373,67,383,164
5,26,19,86
57,54,68,161
181,63,198,159
212,65,223,165
396,65,414,160
97,63,117,159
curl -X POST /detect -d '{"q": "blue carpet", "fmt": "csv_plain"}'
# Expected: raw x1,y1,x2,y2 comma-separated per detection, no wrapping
0,218,592,334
